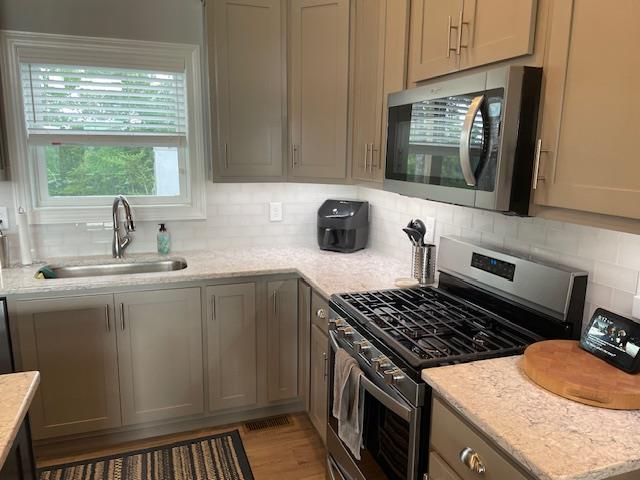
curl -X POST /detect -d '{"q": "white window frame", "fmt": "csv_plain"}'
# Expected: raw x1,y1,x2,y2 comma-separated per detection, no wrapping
0,31,207,223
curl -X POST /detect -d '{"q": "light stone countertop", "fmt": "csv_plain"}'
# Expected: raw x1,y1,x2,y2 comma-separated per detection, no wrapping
0,246,409,298
0,371,39,469
422,356,640,480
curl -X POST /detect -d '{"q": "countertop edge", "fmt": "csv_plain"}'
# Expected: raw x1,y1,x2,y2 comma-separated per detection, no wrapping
422,361,640,480
0,371,40,470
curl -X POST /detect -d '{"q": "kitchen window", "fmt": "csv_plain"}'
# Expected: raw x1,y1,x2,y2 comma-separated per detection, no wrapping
1,32,207,222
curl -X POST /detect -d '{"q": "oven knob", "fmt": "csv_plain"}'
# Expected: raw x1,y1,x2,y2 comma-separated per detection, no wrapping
371,356,391,372
383,368,405,386
354,340,371,354
337,326,354,339
328,318,344,331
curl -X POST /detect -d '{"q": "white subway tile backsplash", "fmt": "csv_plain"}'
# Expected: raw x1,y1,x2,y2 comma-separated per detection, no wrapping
594,262,639,293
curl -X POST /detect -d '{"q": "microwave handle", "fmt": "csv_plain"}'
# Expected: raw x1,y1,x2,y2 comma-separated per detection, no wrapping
329,330,413,422
459,94,485,187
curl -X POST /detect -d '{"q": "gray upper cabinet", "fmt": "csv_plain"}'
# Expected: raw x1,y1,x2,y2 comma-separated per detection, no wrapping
15,295,121,440
209,0,285,179
267,278,299,402
289,0,350,180
115,288,204,425
206,283,257,411
409,0,537,83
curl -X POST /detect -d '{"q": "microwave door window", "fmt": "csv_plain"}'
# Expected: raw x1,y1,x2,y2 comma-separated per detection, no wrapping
387,95,491,191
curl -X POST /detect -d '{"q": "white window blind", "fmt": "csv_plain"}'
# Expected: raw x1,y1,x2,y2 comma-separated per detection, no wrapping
20,63,187,136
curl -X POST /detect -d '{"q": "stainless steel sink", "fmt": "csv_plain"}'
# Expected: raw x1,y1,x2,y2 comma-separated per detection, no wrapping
38,258,188,279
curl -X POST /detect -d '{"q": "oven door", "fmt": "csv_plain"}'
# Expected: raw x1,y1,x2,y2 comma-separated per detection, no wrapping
327,330,426,480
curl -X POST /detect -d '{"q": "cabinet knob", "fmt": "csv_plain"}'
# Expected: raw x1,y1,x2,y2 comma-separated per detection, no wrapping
459,447,486,475
316,308,327,319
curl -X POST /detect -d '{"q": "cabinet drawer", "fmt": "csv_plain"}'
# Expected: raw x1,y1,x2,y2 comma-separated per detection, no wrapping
311,291,329,333
429,451,462,480
430,397,529,480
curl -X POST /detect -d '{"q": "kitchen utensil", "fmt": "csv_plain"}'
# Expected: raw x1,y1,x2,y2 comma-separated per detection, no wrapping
411,244,436,285
404,227,424,246
411,219,427,246
523,340,640,410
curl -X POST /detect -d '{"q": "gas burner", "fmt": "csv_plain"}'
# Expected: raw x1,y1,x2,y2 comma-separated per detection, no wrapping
472,331,491,348
417,338,450,357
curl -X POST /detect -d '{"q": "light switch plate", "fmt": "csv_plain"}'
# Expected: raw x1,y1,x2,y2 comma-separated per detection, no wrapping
0,207,8,230
632,295,640,320
269,202,283,222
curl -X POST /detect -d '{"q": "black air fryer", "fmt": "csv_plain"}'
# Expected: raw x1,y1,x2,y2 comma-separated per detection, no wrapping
317,200,369,253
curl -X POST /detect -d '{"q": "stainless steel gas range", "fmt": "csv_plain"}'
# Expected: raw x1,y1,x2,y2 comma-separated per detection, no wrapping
326,236,588,480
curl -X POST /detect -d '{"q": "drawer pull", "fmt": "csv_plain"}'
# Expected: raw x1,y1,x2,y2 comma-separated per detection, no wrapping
459,447,486,475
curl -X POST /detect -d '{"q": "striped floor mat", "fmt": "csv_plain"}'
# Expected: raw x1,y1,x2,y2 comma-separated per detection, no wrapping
38,430,254,480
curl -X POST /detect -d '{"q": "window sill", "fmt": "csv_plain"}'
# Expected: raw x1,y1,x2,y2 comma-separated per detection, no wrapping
27,202,206,224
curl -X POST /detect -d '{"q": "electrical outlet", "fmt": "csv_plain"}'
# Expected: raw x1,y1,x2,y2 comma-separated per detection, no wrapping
423,216,436,243
0,207,8,230
269,202,283,222
632,295,640,320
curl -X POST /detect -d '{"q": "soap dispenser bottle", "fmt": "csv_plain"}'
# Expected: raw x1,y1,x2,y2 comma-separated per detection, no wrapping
157,223,171,255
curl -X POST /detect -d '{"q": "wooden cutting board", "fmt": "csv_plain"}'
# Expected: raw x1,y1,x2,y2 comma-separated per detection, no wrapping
523,340,640,410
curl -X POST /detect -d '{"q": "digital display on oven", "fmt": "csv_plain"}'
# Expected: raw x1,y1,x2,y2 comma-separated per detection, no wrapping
471,252,516,281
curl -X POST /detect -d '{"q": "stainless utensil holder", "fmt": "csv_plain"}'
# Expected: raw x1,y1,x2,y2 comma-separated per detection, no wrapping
411,244,435,285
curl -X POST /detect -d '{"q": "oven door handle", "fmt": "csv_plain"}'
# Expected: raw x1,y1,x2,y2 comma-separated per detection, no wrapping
459,94,485,187
329,331,413,422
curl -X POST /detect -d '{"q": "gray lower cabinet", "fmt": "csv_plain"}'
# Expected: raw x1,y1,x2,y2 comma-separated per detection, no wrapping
309,323,328,443
429,397,531,480
308,291,329,442
206,283,257,411
15,295,121,440
115,288,204,425
267,279,299,402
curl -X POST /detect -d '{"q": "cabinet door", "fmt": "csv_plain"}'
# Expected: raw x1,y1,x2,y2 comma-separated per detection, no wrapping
534,1,640,219
309,323,328,443
351,0,386,182
115,288,204,425
15,295,121,439
212,0,284,178
408,0,461,83
459,0,537,69
429,451,463,480
290,0,349,180
206,283,257,411
267,279,299,401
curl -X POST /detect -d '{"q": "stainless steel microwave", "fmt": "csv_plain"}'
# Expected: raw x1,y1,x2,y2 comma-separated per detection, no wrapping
384,65,542,215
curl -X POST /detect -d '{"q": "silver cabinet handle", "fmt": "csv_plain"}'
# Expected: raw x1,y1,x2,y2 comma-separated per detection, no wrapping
459,447,486,475
120,303,125,331
363,143,369,171
273,291,278,319
368,144,373,173
292,144,299,167
459,95,485,187
210,295,216,322
532,138,548,190
223,143,229,169
456,10,468,55
447,15,454,58
372,144,380,170
323,352,328,380
105,305,110,332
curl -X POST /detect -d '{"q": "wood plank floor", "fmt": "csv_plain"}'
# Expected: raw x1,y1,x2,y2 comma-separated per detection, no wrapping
36,413,327,480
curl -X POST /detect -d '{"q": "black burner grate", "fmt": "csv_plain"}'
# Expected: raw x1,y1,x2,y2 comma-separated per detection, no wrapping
338,287,541,368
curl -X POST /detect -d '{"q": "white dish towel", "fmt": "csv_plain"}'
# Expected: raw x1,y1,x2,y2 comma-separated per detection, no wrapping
332,347,365,460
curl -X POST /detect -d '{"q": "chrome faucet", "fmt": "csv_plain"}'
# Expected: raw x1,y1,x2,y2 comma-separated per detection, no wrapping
112,195,135,258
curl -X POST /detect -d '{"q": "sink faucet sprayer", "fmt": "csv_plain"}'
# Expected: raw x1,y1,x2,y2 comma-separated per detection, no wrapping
112,195,135,258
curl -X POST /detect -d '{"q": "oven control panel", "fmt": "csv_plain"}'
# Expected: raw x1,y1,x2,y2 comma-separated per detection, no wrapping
471,252,516,281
